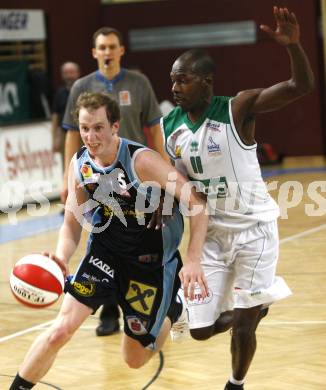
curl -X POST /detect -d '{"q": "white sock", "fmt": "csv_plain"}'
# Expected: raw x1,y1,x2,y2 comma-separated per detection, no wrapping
230,375,245,386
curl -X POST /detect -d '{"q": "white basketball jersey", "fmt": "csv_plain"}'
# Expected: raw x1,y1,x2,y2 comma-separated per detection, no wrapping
161,96,279,230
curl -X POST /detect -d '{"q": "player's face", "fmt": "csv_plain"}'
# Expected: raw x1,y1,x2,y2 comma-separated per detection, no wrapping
92,33,125,71
170,60,207,112
61,64,80,87
79,106,119,160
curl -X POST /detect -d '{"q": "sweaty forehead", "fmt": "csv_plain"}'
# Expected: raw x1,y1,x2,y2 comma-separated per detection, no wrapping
171,58,195,76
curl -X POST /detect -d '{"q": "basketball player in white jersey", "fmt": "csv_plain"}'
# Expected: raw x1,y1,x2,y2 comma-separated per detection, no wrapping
161,7,314,390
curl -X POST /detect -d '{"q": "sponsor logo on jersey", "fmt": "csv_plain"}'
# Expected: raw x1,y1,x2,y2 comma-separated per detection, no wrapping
190,141,199,152
89,256,115,278
138,253,160,263
187,288,213,306
207,120,222,132
119,90,131,106
169,128,184,144
175,145,182,157
80,163,93,179
126,280,157,315
81,164,100,186
103,205,144,219
126,316,148,335
207,136,221,154
250,290,262,296
72,281,95,297
82,272,101,283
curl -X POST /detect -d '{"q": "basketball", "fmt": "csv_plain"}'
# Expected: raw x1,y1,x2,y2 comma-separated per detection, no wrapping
10,254,65,308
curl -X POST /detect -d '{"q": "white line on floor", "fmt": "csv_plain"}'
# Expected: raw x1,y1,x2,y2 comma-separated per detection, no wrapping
260,320,326,325
1,223,326,344
0,320,54,343
279,223,326,244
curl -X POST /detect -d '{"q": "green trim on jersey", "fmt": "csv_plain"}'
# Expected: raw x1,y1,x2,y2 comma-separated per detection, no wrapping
162,106,186,138
163,96,232,138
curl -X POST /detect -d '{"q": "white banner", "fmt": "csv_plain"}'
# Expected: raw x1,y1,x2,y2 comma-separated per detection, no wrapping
0,10,45,41
0,121,62,211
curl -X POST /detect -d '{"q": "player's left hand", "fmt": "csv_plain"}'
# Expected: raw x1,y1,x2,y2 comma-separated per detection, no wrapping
147,201,164,230
147,196,175,230
260,6,300,46
179,260,208,301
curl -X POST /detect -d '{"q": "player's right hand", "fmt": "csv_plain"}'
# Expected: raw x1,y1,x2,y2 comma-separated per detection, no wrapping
179,261,208,301
41,251,69,278
260,6,300,46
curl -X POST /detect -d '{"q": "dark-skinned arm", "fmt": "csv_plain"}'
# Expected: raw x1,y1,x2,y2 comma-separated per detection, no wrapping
232,7,314,143
135,149,209,300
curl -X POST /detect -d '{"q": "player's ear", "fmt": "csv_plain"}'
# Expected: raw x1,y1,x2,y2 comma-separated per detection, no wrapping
120,45,125,57
92,47,97,60
112,121,119,135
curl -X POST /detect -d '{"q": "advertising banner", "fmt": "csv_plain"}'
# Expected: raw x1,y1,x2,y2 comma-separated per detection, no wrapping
0,10,45,41
0,61,30,125
0,121,62,211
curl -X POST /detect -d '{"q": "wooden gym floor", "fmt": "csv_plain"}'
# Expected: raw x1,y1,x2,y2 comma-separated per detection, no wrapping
0,156,326,390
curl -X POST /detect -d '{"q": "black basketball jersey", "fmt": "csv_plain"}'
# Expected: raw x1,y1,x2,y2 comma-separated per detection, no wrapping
74,138,183,264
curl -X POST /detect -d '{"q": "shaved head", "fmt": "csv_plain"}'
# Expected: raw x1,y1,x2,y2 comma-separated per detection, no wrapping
175,49,216,77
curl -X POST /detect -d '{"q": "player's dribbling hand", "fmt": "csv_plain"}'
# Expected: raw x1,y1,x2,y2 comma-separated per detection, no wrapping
41,251,69,278
260,6,300,46
179,261,208,301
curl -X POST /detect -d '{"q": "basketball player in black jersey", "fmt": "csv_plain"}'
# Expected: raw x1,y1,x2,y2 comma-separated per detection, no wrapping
9,92,208,390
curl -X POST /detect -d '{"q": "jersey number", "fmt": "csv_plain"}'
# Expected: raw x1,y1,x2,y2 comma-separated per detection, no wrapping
118,172,127,189
190,156,203,174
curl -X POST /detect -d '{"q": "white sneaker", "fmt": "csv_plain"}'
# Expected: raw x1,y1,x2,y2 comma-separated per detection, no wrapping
170,289,190,343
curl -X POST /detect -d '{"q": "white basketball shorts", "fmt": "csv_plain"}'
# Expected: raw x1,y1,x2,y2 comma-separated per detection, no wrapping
187,220,292,329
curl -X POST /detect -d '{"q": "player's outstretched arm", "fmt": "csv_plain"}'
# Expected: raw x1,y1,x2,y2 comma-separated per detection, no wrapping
232,6,314,131
135,149,209,300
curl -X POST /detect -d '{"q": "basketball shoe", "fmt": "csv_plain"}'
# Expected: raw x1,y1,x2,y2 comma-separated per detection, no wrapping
170,289,190,343
224,381,244,389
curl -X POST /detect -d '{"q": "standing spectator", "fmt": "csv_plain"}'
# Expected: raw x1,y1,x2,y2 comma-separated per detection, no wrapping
61,27,167,337
51,62,80,159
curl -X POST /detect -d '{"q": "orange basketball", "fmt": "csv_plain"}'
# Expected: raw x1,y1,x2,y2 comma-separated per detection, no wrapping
10,254,64,308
